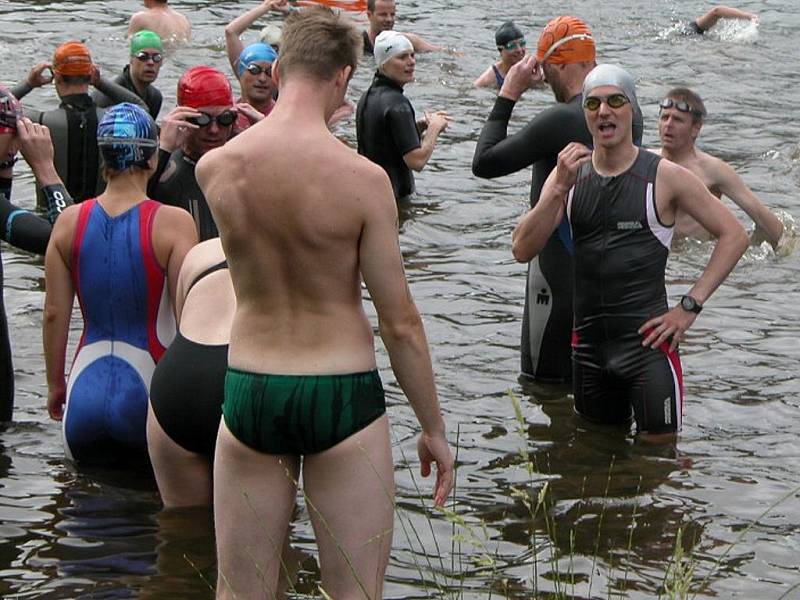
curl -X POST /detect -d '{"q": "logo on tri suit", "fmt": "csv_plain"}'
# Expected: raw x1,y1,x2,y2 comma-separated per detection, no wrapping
536,288,550,306
616,221,643,230
663,397,672,425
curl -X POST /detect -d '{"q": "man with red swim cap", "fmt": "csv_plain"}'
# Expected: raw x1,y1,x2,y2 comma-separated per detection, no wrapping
473,16,642,384
10,41,148,205
148,66,236,241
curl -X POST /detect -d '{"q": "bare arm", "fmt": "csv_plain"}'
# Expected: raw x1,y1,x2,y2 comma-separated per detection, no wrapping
127,12,146,37
713,159,783,247
403,111,450,172
695,5,757,30
42,207,79,421
358,166,453,506
473,65,498,89
639,161,748,350
512,142,591,262
403,32,441,53
225,1,286,74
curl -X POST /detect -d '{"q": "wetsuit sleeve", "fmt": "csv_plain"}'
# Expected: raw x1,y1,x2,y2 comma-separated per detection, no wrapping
93,77,147,111
472,96,564,179
147,148,173,200
11,82,33,101
386,103,421,156
0,185,52,255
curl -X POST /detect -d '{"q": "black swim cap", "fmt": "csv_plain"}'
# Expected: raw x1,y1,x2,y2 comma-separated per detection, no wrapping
495,21,524,47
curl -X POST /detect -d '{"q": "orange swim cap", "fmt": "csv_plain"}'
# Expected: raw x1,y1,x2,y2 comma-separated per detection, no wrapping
536,16,595,64
53,41,93,77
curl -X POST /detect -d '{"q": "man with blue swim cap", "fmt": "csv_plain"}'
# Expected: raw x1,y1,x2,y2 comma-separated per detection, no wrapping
234,42,278,131
94,30,165,119
513,63,748,444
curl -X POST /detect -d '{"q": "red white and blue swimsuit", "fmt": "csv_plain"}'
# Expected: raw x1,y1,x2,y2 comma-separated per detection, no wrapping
63,199,174,463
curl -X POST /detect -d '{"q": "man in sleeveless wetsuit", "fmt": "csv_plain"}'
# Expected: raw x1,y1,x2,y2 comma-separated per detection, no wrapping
94,30,164,120
12,41,148,206
356,31,450,202
473,16,601,383
148,66,236,240
0,89,73,421
196,8,453,598
474,21,527,90
363,0,439,55
512,64,749,443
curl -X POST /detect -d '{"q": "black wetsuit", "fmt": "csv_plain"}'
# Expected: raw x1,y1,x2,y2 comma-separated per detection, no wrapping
12,77,147,206
148,148,217,241
472,94,644,382
0,176,72,421
567,149,682,433
149,260,229,458
93,65,163,120
356,72,421,201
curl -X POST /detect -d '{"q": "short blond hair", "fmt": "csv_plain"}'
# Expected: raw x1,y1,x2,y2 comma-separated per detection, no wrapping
278,6,362,82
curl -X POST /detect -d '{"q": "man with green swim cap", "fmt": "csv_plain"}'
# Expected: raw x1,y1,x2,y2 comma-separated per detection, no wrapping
94,30,164,119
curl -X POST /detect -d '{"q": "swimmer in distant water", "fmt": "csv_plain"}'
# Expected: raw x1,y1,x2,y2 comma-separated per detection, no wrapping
685,5,757,35
474,21,527,90
43,103,196,467
656,87,784,250
128,0,191,44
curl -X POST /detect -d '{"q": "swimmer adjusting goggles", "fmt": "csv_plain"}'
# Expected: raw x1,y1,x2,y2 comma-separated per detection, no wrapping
186,110,237,128
659,98,704,118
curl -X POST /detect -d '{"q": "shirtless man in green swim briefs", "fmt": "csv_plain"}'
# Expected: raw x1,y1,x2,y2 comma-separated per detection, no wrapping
196,7,454,599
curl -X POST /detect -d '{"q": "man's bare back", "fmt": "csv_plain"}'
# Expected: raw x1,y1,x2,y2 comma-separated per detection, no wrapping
129,2,191,44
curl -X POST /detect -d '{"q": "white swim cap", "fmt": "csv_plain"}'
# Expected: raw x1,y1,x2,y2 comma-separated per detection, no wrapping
374,31,413,67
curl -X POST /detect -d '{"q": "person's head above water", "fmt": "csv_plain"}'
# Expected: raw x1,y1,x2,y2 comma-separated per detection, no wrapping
97,102,158,176
52,41,93,82
237,43,277,77
367,0,396,34
374,30,414,86
581,63,642,147
130,29,164,56
536,16,595,65
129,30,164,87
278,6,361,83
495,21,524,49
178,66,234,109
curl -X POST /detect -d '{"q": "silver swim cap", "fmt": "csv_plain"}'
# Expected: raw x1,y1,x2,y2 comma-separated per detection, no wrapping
582,64,642,125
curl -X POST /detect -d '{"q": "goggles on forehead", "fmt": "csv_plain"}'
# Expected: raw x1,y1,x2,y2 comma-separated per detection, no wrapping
659,98,703,118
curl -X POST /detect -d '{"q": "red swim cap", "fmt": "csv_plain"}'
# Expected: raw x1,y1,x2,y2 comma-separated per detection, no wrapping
177,66,234,109
53,41,93,76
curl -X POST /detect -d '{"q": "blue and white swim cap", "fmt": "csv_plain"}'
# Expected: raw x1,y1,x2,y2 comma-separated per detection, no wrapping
97,103,158,172
237,43,278,76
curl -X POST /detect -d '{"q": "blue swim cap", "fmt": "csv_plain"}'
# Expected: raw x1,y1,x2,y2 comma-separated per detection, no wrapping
97,103,158,172
237,43,277,76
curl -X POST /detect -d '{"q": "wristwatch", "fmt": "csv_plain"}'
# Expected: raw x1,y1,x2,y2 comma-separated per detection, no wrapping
680,295,703,314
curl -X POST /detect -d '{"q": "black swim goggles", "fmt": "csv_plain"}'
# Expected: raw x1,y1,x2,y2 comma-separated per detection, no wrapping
658,98,704,118
244,63,272,76
186,110,237,128
583,93,629,111
134,51,163,64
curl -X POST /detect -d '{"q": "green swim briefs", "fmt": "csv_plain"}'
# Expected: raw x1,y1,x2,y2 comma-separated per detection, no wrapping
222,367,386,455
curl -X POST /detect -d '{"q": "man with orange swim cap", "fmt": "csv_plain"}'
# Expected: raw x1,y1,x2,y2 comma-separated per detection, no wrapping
473,16,642,383
148,66,236,241
10,41,148,205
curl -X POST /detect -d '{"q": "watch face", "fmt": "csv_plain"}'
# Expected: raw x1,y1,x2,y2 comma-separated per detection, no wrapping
681,296,699,313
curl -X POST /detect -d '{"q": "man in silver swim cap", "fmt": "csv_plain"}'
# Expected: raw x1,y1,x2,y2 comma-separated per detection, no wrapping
513,64,749,444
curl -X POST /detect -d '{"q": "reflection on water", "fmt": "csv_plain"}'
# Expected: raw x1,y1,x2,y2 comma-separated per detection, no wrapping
1,0,800,597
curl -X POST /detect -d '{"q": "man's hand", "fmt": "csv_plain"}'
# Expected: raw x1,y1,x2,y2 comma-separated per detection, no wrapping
267,0,291,14
424,110,451,134
499,55,544,102
17,117,55,171
638,306,698,352
158,106,201,152
552,142,592,194
234,102,264,126
417,431,454,508
26,63,54,88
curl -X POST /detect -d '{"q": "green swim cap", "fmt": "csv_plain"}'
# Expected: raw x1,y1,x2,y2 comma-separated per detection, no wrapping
130,30,164,55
